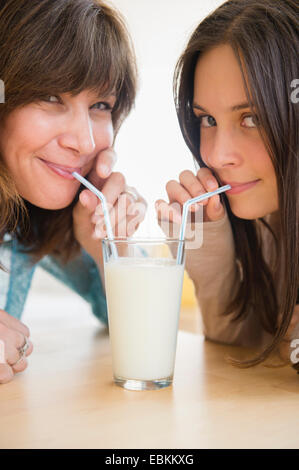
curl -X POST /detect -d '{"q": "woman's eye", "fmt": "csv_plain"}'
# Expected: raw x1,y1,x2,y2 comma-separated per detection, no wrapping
43,95,60,103
197,115,216,128
91,101,113,111
242,115,259,128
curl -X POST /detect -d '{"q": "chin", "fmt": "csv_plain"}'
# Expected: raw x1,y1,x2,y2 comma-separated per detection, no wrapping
42,198,75,210
24,193,76,210
229,201,269,220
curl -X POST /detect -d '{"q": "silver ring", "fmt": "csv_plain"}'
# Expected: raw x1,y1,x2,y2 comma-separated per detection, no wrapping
120,185,139,203
13,336,29,366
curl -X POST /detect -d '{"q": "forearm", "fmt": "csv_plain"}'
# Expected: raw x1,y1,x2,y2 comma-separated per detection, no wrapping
187,214,273,347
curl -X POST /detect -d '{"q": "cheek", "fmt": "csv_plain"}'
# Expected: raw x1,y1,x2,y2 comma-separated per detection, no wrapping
1,110,57,164
249,139,275,181
93,120,114,149
199,134,211,166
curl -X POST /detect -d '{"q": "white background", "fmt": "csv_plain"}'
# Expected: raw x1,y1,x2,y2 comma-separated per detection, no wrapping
110,0,224,236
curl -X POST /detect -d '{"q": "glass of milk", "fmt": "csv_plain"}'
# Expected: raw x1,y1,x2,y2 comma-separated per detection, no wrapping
102,238,186,391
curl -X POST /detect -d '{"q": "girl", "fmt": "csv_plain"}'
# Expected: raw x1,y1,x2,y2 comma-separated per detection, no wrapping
0,0,146,384
156,0,299,371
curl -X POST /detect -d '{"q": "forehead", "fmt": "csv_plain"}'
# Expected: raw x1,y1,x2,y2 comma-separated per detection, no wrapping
193,44,248,110
67,87,116,100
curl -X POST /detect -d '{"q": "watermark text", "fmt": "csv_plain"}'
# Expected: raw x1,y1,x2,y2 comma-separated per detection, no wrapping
290,79,299,104
0,79,4,103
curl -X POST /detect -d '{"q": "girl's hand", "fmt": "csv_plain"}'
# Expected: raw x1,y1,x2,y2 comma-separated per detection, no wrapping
155,168,226,225
72,171,147,264
0,310,33,384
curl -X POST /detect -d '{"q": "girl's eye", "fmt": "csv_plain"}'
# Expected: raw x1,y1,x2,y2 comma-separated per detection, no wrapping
242,115,259,128
197,115,216,128
91,101,113,111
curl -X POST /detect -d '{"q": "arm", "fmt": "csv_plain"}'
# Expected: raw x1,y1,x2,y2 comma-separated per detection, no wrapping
38,248,108,325
186,213,270,347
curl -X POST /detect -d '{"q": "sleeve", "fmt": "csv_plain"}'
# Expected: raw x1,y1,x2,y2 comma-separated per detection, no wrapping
185,212,269,348
38,248,108,325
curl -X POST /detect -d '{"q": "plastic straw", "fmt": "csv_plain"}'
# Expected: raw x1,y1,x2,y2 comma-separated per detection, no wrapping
72,171,118,259
176,184,231,264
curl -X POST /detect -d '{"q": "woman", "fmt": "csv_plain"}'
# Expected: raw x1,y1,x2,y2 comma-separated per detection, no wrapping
0,0,146,383
156,0,299,371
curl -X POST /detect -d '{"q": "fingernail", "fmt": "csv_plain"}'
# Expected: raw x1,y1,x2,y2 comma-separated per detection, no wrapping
207,179,216,190
94,227,103,239
174,211,182,224
80,193,88,207
95,204,103,216
100,164,111,177
91,214,102,224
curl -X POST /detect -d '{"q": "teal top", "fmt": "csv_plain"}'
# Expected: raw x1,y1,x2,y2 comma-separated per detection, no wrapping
0,233,108,323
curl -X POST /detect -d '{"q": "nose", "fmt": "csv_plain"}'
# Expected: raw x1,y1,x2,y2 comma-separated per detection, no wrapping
204,127,242,169
58,112,96,156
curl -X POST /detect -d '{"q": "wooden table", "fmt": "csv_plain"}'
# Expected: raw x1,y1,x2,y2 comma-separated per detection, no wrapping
0,294,298,449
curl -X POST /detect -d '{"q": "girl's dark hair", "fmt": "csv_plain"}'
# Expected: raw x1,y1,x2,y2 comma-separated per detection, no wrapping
0,0,137,264
174,0,299,367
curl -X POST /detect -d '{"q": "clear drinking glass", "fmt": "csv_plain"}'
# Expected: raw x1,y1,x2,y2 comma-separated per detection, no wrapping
102,238,186,391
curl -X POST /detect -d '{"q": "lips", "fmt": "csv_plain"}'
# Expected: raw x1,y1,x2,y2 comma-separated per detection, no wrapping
38,158,82,180
223,179,260,195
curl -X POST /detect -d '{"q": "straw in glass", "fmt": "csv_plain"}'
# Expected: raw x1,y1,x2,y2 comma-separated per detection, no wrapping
72,171,118,259
176,184,231,264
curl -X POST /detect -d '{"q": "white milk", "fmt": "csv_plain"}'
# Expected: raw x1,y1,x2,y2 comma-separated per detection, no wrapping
104,257,184,381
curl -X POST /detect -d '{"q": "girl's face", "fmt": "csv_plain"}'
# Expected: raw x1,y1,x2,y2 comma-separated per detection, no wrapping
193,44,278,219
0,89,115,209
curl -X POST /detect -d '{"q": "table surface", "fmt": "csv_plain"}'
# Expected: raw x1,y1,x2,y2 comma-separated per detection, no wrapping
0,283,298,449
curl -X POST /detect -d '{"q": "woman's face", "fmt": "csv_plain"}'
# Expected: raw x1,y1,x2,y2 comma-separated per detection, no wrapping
0,89,115,209
193,44,278,219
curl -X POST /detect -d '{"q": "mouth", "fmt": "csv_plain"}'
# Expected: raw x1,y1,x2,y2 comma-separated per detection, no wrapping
223,179,261,195
37,158,83,180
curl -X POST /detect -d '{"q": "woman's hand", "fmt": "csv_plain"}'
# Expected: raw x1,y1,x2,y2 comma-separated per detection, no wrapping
155,168,226,225
0,310,33,384
72,149,147,265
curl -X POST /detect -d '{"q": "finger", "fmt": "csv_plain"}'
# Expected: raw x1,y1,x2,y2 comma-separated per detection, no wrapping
0,310,30,338
94,197,126,239
166,180,192,206
155,200,181,239
155,199,182,225
6,339,33,367
195,168,226,222
92,192,128,225
117,198,147,238
0,363,14,384
94,172,126,217
179,170,206,202
93,204,116,239
204,194,225,222
94,199,128,239
23,339,33,358
179,170,208,209
92,189,146,224
78,189,99,215
88,148,117,186
0,325,31,365
93,197,147,239
12,357,28,374
126,201,147,237
196,167,220,191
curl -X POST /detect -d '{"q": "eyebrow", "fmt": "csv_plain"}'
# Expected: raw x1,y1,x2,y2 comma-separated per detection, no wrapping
192,102,251,112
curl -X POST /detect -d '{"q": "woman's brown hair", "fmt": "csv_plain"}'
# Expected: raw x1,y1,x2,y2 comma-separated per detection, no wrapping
174,0,299,367
0,0,137,266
